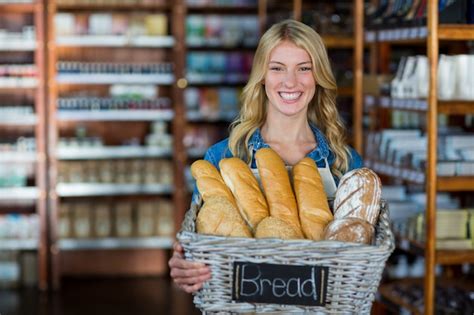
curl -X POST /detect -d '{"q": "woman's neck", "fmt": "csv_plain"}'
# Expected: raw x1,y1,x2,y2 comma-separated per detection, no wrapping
260,115,314,144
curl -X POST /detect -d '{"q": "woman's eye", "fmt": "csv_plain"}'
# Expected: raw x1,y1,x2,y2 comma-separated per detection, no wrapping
300,67,312,71
270,67,283,71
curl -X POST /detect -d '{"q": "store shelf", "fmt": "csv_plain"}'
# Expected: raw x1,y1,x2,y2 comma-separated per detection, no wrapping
0,78,37,89
56,3,170,11
57,146,172,160
0,41,36,51
0,239,38,250
366,159,425,184
338,86,353,97
0,187,40,200
0,114,37,125
187,73,248,85
56,74,174,85
367,96,474,114
186,5,257,13
186,110,238,122
437,176,474,192
397,234,474,265
59,237,173,251
0,2,36,13
438,24,474,41
322,35,354,48
0,152,37,163
57,109,174,121
56,35,175,48
56,183,173,197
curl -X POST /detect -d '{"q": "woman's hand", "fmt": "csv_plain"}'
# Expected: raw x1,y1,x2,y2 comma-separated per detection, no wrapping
169,241,211,293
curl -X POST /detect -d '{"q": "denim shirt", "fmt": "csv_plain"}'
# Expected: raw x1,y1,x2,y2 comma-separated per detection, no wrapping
193,125,363,201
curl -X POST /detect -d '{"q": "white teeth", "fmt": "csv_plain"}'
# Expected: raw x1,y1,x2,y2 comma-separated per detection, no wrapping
279,92,301,100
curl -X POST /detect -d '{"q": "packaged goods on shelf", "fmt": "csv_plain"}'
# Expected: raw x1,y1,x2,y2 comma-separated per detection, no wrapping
186,0,257,7
185,87,240,120
0,214,38,240
0,251,19,289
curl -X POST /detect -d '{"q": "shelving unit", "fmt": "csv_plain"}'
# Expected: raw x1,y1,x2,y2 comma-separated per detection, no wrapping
46,0,186,289
0,0,47,290
360,2,474,313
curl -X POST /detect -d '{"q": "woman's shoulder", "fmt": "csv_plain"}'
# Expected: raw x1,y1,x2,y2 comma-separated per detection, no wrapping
203,138,233,169
347,146,363,171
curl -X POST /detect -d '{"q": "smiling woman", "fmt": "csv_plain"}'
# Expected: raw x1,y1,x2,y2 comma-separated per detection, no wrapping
168,19,363,294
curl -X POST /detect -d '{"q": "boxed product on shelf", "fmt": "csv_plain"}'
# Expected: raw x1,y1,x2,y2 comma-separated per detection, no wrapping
73,203,91,238
115,202,134,237
136,201,155,237
93,203,112,238
59,203,72,239
156,200,173,237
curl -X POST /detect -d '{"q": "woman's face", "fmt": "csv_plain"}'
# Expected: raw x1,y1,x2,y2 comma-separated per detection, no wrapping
264,40,316,118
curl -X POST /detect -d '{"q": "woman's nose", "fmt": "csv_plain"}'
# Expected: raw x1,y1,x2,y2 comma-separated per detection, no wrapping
283,71,297,88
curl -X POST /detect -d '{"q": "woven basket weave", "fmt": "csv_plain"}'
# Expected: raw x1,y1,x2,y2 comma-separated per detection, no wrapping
178,200,394,314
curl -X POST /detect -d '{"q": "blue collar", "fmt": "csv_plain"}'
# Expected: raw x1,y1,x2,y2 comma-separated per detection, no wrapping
248,124,330,163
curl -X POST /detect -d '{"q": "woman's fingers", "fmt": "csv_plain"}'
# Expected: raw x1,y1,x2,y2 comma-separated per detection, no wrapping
173,271,211,286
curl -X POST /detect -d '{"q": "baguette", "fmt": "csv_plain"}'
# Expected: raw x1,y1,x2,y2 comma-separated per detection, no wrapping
334,168,382,225
293,157,333,240
190,159,237,209
255,148,303,238
219,157,269,232
196,196,252,238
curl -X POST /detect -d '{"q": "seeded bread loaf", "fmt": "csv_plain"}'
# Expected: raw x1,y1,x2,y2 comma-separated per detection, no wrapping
323,217,374,244
255,216,302,240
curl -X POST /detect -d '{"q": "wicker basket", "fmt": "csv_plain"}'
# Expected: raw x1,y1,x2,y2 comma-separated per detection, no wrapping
178,200,394,314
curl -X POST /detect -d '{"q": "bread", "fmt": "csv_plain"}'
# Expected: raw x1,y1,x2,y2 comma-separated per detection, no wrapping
293,157,333,240
255,216,302,240
196,196,252,238
255,148,303,238
333,168,382,225
323,218,374,244
219,157,269,232
190,159,237,208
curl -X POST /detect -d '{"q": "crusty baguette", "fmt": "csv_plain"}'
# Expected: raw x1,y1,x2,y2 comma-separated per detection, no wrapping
323,217,374,244
196,196,252,238
255,216,303,240
219,157,269,232
190,159,237,209
255,148,303,238
334,168,382,225
293,157,333,240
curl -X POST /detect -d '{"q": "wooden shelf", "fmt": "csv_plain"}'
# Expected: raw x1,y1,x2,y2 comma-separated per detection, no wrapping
56,35,175,48
186,5,257,13
56,73,174,85
438,24,474,41
379,282,423,315
56,183,173,197
0,2,36,13
56,3,170,11
0,239,38,250
366,96,474,114
397,235,474,265
57,110,174,122
59,237,173,250
338,86,353,97
322,35,354,48
57,146,172,160
437,176,474,192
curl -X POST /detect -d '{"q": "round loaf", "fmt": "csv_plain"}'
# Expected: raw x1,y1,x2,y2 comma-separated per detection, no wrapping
323,218,374,244
255,216,303,240
196,196,252,238
219,157,269,232
333,167,382,225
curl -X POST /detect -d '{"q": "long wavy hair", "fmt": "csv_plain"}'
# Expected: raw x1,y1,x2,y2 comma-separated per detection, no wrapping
228,19,351,178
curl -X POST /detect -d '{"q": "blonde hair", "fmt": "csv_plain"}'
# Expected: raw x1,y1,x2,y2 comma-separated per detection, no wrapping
228,19,351,178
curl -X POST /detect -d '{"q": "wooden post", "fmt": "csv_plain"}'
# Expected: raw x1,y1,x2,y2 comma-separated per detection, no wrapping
425,1,438,314
293,0,302,21
353,0,364,155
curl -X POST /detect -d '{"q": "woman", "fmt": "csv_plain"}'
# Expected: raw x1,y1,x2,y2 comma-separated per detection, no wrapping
169,19,362,293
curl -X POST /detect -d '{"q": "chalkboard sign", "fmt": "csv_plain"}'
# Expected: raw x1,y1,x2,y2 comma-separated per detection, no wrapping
232,261,329,307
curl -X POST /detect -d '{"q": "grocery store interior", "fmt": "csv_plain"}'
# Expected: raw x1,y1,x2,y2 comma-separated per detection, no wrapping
0,0,473,314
